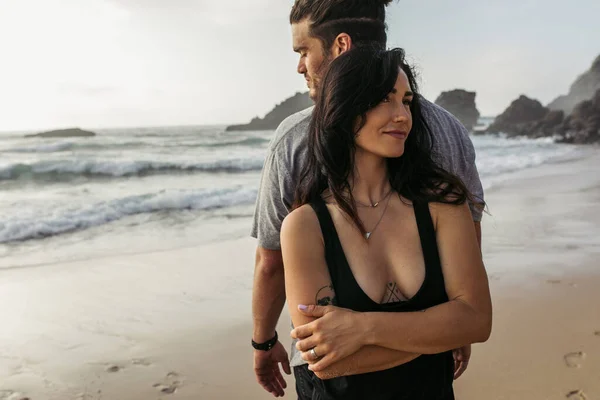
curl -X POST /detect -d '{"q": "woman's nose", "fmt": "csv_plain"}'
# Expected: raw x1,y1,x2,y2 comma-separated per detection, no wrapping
393,107,410,122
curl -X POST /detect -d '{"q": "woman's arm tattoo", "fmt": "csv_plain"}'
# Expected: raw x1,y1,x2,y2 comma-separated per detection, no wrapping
315,285,337,306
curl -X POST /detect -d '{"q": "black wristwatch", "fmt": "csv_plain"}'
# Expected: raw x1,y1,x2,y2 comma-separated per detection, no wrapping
252,331,278,351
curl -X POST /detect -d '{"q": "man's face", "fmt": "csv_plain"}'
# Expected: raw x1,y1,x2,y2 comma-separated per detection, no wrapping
291,19,332,101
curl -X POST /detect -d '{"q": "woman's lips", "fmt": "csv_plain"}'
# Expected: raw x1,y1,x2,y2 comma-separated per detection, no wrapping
384,130,408,139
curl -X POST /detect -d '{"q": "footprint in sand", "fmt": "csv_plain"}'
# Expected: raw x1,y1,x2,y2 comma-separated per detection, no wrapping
566,389,588,399
0,391,14,400
131,358,152,366
564,352,586,368
0,391,29,400
153,372,183,395
105,364,122,373
546,279,578,288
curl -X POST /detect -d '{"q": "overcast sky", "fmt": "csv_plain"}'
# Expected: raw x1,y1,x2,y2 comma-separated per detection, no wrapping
0,0,598,131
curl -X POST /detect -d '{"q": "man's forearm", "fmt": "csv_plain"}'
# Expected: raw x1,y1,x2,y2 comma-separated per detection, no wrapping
252,248,287,342
315,346,419,380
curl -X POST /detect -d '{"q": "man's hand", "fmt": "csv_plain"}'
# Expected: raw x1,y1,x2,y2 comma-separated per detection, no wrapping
252,247,288,395
453,344,471,380
253,341,292,397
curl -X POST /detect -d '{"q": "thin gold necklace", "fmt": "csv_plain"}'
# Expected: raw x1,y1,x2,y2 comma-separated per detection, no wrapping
354,187,394,208
363,192,393,240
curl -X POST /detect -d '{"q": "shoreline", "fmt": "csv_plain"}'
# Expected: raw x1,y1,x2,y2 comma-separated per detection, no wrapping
0,141,593,272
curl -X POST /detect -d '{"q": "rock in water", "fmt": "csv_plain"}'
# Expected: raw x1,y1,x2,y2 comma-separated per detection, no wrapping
25,128,96,138
486,95,549,135
434,89,480,131
485,90,599,144
483,56,600,144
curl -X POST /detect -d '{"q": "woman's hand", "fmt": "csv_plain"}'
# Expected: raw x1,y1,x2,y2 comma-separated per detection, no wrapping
291,304,367,372
452,344,471,380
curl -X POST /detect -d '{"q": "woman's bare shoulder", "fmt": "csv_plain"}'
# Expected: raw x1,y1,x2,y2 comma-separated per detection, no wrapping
281,204,322,244
428,200,471,231
428,199,469,214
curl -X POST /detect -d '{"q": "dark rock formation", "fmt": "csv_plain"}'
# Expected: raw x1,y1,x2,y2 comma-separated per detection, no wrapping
486,95,550,135
482,56,600,144
511,110,565,139
556,88,600,144
25,128,96,138
226,92,313,131
548,54,600,115
487,90,600,144
434,89,480,131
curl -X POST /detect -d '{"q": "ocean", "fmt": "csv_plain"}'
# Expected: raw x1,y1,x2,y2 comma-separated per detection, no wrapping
0,123,583,269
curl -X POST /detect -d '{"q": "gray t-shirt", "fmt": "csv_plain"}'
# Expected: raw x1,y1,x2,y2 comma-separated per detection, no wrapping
250,98,484,366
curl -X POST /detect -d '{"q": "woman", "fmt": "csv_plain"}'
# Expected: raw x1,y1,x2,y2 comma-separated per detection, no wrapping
280,46,492,400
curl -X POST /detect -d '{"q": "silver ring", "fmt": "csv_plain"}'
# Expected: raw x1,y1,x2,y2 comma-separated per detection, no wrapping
310,348,319,359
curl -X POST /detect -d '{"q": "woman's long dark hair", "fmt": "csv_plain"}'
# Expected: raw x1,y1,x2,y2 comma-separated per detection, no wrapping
294,45,480,235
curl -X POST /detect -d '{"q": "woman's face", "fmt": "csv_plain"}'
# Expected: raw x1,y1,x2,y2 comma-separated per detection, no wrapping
355,68,414,159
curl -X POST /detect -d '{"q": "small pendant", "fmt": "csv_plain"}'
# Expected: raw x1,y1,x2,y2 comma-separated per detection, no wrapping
365,232,371,239
371,202,379,207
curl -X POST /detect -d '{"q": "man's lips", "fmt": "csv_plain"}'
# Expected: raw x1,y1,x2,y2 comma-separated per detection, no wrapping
384,130,408,139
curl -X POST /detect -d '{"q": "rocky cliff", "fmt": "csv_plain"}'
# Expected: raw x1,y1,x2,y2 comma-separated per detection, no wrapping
548,54,600,115
226,92,313,131
557,88,600,144
434,89,480,131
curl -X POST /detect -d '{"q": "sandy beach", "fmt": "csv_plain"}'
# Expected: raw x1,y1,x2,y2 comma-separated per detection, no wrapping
1,149,599,400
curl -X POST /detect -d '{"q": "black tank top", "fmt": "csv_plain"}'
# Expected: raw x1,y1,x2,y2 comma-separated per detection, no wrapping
298,196,454,400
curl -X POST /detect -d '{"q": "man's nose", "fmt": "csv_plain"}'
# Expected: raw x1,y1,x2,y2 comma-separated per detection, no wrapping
297,59,307,75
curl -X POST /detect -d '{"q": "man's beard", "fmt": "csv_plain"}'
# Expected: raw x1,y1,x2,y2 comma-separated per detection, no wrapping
309,52,333,102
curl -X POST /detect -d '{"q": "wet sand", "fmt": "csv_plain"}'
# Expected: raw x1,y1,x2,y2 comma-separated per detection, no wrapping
1,150,599,399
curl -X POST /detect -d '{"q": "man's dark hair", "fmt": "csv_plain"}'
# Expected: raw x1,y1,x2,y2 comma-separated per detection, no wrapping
294,46,480,235
290,0,395,50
